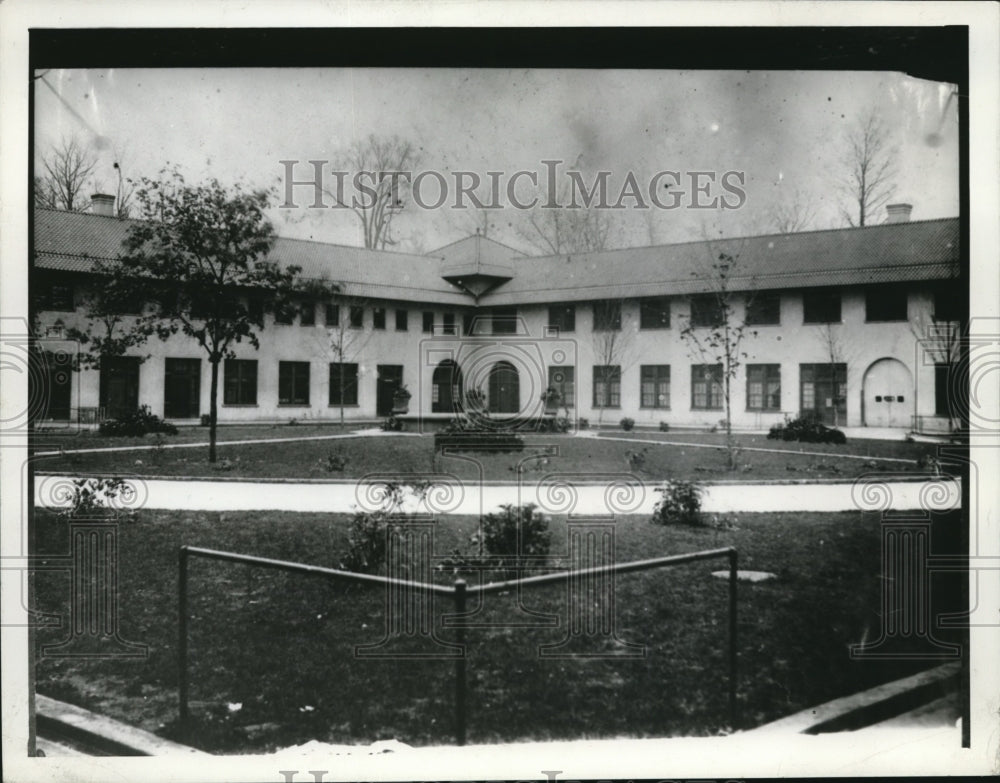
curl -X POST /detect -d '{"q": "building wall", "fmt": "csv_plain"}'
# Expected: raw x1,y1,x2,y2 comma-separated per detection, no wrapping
36,277,952,430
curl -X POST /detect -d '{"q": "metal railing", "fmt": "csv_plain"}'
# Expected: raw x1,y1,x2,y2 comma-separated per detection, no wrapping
178,544,738,745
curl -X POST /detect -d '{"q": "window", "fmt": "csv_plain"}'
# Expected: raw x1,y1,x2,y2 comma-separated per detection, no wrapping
802,290,841,323
247,296,264,323
691,364,723,409
300,301,315,326
422,311,434,333
547,365,575,408
324,302,340,327
329,362,359,406
224,359,257,405
349,305,364,329
746,292,780,325
274,304,293,325
933,286,962,322
865,287,908,322
278,361,310,405
640,365,671,408
44,281,74,311
395,309,408,332
639,298,670,329
548,304,576,334
491,307,517,335
592,365,621,408
746,364,781,411
690,295,723,328
373,307,386,330
442,312,456,335
592,300,621,331
799,363,847,423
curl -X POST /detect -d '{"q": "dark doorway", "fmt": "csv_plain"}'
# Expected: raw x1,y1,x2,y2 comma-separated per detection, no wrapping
376,364,404,416
488,361,520,414
41,350,73,420
164,358,201,419
99,356,140,420
432,360,463,413
800,363,847,426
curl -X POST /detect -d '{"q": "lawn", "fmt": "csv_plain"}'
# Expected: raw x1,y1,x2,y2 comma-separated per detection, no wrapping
33,430,950,483
32,506,965,753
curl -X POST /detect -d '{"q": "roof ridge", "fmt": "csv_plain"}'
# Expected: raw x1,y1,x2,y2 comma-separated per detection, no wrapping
524,216,960,261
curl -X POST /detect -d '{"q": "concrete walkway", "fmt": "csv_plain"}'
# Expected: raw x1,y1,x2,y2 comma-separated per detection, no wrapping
34,473,960,514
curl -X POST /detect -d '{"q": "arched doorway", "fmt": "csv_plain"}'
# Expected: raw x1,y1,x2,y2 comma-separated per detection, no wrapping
862,358,913,428
432,360,463,413
488,361,520,414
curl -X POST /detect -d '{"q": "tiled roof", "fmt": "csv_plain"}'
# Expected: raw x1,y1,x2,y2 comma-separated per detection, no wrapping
33,208,959,307
33,208,469,306
482,218,960,305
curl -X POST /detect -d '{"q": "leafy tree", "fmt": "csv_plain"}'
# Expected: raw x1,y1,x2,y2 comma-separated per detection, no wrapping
81,167,337,461
680,251,758,470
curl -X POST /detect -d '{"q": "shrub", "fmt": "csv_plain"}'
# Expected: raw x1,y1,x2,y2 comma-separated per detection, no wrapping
322,450,349,472
99,405,178,437
475,503,551,573
381,415,403,432
59,477,135,521
768,412,847,444
200,414,211,426
340,481,428,574
538,415,571,433
577,417,590,430
659,421,670,432
650,479,704,526
620,417,635,431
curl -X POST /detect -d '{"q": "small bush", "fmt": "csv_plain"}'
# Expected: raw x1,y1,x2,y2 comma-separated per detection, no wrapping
650,479,704,526
475,503,551,573
577,418,590,430
200,414,211,427
620,417,635,431
768,412,846,444
59,477,135,521
99,405,178,437
341,511,394,574
322,450,349,472
538,415,571,433
381,415,403,432
659,421,670,432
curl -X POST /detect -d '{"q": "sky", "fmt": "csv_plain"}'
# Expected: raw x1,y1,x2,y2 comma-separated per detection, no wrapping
33,67,960,254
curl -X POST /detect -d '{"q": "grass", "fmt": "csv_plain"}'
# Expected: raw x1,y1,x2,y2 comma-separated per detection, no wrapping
32,506,965,753
33,430,950,483
32,421,368,453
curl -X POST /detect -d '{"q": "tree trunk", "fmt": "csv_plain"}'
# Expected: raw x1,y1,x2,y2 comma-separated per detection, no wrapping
209,358,219,463
339,365,345,429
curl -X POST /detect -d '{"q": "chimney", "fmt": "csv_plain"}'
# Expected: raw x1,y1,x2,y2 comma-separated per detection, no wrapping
885,203,913,224
90,193,116,217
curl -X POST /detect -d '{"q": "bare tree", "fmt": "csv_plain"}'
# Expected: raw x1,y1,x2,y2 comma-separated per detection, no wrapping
680,250,759,471
517,178,619,255
321,295,375,427
326,134,421,250
35,136,98,212
838,109,898,228
768,188,818,234
910,294,962,432
591,298,637,427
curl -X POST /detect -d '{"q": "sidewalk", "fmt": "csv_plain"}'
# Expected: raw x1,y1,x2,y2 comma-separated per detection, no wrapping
34,473,960,514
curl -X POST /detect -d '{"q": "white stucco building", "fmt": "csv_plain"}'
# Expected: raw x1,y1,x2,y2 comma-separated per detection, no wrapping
31,199,961,432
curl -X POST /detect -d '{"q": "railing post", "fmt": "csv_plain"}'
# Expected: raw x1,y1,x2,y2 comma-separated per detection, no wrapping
727,547,738,730
178,546,189,732
454,579,467,746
